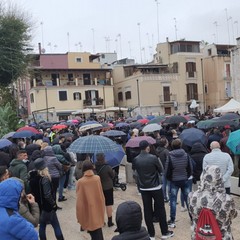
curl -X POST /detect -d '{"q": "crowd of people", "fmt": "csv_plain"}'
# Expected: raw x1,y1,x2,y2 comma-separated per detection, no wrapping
0,113,239,239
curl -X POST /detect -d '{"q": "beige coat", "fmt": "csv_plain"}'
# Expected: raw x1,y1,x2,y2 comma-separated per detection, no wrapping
76,170,105,231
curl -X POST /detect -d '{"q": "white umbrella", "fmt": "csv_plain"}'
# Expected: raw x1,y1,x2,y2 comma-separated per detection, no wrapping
142,123,162,133
105,107,128,112
82,108,102,113
79,123,103,132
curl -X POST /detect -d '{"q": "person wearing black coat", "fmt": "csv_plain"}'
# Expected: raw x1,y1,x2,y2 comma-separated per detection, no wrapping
0,150,11,167
111,201,150,240
189,142,208,182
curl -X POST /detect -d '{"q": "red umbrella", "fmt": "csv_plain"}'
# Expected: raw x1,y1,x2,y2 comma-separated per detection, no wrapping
137,119,149,124
17,126,40,134
51,124,68,130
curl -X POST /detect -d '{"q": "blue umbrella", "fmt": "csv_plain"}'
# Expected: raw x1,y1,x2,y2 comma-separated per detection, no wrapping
92,144,125,168
179,128,207,147
227,129,240,154
2,132,16,139
146,115,155,120
0,139,13,149
12,130,35,138
101,130,126,137
68,135,119,154
115,122,129,128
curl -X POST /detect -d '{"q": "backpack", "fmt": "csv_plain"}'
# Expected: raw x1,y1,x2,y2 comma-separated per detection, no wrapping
195,208,222,240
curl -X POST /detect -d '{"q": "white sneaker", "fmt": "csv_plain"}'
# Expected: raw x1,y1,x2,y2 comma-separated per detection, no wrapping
150,237,155,240
161,231,174,239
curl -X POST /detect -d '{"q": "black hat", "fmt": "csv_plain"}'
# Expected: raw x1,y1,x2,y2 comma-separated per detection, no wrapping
139,140,149,150
34,158,46,170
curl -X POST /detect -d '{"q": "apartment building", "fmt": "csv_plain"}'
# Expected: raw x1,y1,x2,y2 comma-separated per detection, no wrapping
29,52,114,121
231,38,240,101
202,44,234,112
113,39,204,116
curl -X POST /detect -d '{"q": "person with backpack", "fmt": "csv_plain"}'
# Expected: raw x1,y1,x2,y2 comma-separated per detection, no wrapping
188,165,238,240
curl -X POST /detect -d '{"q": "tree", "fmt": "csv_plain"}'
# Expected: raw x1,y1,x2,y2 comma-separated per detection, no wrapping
0,2,32,87
0,102,19,138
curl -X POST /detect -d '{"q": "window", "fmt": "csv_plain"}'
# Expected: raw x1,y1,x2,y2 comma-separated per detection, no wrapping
59,91,67,101
68,73,74,81
118,92,123,101
30,93,34,103
172,62,178,73
226,82,231,98
204,84,208,94
208,49,212,56
186,62,196,78
73,92,81,100
226,63,231,78
76,57,82,63
125,91,131,100
163,86,170,101
186,83,198,100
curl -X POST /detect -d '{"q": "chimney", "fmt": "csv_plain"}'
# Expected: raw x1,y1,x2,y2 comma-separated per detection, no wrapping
38,43,42,54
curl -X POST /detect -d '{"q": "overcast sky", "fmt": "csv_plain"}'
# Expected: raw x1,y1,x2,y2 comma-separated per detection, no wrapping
10,0,240,63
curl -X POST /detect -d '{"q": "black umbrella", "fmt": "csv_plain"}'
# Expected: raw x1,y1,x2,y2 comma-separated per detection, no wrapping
219,113,240,121
163,115,187,125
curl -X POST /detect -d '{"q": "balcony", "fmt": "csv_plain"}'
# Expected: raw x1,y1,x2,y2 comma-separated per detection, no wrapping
159,94,177,105
83,98,104,106
185,94,203,103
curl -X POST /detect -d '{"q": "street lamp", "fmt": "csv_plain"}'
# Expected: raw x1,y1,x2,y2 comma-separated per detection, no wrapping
137,23,143,63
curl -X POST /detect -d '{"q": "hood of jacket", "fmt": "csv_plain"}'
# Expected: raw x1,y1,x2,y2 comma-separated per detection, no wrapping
116,201,142,234
43,146,55,156
0,178,22,211
190,142,208,154
199,165,225,193
52,144,64,155
10,159,25,167
30,150,42,161
170,148,186,158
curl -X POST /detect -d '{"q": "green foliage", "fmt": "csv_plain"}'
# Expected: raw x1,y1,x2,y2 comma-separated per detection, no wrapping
0,102,19,138
0,2,32,86
0,86,17,110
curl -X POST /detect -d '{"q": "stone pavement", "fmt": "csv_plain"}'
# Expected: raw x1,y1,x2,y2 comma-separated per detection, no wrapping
45,166,240,240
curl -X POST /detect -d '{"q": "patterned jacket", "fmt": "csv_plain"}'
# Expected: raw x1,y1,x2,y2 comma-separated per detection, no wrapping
188,165,238,240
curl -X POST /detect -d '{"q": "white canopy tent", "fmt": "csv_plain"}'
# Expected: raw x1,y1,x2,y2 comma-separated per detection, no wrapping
213,99,240,113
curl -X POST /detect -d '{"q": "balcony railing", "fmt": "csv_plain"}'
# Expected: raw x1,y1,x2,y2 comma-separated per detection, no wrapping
159,94,177,104
83,98,104,106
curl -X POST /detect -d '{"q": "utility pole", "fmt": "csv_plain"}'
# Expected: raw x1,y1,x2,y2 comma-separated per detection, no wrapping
137,22,143,63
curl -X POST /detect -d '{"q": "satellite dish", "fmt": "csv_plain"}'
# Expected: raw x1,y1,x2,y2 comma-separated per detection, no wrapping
41,48,46,54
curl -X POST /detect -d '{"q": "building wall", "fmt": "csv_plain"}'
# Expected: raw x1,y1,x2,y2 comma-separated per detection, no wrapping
40,54,68,69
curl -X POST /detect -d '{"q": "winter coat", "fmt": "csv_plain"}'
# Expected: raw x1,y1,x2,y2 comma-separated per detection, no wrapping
188,165,238,240
25,144,41,160
95,162,114,190
155,146,169,169
126,147,141,163
43,146,62,179
112,201,150,240
74,161,83,180
9,159,28,187
165,149,193,182
76,170,105,231
19,201,40,227
0,178,38,240
190,142,208,181
28,150,43,172
52,144,71,165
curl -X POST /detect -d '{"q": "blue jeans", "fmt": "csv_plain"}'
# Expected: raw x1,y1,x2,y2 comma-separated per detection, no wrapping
58,175,66,199
169,180,191,222
162,175,170,200
39,210,64,240
180,179,192,207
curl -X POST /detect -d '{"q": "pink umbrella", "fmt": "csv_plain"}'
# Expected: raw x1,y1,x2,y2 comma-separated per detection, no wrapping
126,136,156,148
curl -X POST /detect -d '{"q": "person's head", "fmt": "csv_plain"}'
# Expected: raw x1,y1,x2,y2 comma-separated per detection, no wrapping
16,150,28,160
0,166,9,182
115,201,143,234
156,136,169,148
199,165,224,193
171,139,182,150
35,139,43,147
96,153,106,164
82,159,94,173
0,178,23,211
41,142,49,150
139,140,150,152
59,136,65,144
210,141,220,150
132,128,139,137
34,158,51,180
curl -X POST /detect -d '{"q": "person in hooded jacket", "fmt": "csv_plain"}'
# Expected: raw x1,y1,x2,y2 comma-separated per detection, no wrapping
188,165,238,240
0,178,38,240
111,201,150,240
189,142,208,184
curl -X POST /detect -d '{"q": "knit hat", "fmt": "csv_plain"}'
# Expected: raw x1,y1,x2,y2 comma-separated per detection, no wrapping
34,158,46,170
